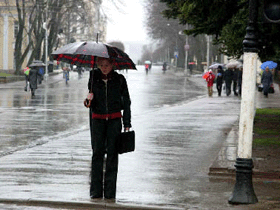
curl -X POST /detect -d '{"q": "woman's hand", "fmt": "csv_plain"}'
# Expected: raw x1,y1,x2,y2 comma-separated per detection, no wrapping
84,93,94,108
124,127,130,132
87,93,94,100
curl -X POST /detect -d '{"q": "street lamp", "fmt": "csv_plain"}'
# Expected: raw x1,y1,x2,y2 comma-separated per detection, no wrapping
184,24,189,76
179,27,190,76
43,0,49,80
228,0,258,204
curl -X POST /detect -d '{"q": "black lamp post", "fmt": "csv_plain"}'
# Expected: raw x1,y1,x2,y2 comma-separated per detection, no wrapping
228,0,258,204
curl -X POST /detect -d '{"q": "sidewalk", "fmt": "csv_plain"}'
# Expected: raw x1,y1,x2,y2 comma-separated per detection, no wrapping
0,69,62,88
209,82,280,179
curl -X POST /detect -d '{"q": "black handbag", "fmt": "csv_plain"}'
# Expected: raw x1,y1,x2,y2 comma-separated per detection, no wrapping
117,130,135,154
268,85,275,94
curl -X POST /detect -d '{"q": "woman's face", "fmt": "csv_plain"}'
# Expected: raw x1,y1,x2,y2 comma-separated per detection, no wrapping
98,59,113,75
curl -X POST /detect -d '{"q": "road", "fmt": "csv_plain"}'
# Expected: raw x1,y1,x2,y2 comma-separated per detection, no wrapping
0,66,206,156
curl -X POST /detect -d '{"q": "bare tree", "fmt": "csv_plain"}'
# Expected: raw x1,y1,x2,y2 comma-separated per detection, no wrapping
6,0,122,74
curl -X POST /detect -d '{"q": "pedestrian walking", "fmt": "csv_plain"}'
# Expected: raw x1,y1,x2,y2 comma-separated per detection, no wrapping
206,70,215,97
224,68,234,96
216,66,224,96
63,67,70,84
77,66,83,79
23,67,30,91
84,57,132,200
145,63,149,74
261,67,273,98
232,68,238,96
28,67,40,96
162,62,167,72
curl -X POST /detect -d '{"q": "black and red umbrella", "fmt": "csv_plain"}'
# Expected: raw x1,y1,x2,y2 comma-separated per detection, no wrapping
51,41,137,70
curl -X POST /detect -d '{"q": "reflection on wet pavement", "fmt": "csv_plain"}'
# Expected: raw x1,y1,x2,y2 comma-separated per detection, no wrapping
0,67,206,156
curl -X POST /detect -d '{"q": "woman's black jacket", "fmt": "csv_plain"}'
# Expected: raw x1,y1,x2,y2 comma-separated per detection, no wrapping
88,69,131,128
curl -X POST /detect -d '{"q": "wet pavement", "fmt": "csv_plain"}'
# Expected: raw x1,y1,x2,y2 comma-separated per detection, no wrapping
0,67,279,209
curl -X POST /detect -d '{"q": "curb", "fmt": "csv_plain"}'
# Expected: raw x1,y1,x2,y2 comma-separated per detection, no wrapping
0,198,184,210
208,122,280,181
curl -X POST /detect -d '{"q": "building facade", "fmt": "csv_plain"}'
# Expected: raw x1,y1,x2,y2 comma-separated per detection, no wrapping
0,0,29,72
0,0,107,73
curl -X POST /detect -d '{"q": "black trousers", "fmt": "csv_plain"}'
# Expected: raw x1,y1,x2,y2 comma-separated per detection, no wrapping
233,81,238,94
263,84,270,96
226,81,232,96
216,83,222,96
90,118,122,199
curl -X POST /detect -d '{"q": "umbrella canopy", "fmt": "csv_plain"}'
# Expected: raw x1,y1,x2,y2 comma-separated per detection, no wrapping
52,41,137,70
226,61,242,69
28,60,45,67
202,71,213,79
260,61,277,70
144,60,151,64
209,63,225,69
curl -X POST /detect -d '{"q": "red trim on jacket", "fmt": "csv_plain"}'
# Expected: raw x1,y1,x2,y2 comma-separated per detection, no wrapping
92,112,122,120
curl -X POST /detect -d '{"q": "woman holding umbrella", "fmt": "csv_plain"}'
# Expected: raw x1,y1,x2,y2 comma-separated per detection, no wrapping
28,67,41,97
52,41,136,200
84,57,132,200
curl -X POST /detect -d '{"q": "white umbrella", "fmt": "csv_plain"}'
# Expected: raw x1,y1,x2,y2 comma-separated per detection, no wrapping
144,60,151,64
209,63,225,69
226,61,242,69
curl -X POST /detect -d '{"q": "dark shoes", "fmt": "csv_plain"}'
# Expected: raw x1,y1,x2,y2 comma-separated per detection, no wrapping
90,195,102,199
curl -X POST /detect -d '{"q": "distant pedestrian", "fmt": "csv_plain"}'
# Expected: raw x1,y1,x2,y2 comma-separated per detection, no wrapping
77,66,82,79
145,63,149,74
232,68,238,96
63,67,70,84
23,67,30,91
162,62,167,72
206,70,215,97
84,57,132,200
224,68,234,96
216,66,224,96
38,67,44,84
261,67,273,97
28,67,40,96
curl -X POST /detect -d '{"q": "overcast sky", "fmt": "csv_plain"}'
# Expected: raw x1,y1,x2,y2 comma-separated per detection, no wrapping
102,0,149,44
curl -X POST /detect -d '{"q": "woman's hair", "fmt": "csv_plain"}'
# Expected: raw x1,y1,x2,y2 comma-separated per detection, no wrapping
96,57,114,65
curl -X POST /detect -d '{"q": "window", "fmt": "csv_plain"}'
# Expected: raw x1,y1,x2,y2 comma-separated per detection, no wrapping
14,21,19,38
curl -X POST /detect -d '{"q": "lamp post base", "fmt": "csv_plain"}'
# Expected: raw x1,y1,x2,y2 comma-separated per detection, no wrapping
229,158,258,204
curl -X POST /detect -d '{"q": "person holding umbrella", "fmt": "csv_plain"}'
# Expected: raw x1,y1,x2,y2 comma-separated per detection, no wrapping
52,40,136,200
28,67,41,97
224,68,234,96
23,67,30,91
261,66,273,98
216,66,224,96
205,70,215,96
84,57,132,200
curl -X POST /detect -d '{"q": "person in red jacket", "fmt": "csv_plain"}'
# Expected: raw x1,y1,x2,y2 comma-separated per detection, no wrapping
206,70,216,96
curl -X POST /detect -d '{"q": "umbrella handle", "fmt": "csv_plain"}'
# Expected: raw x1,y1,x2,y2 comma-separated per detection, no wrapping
84,99,92,108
